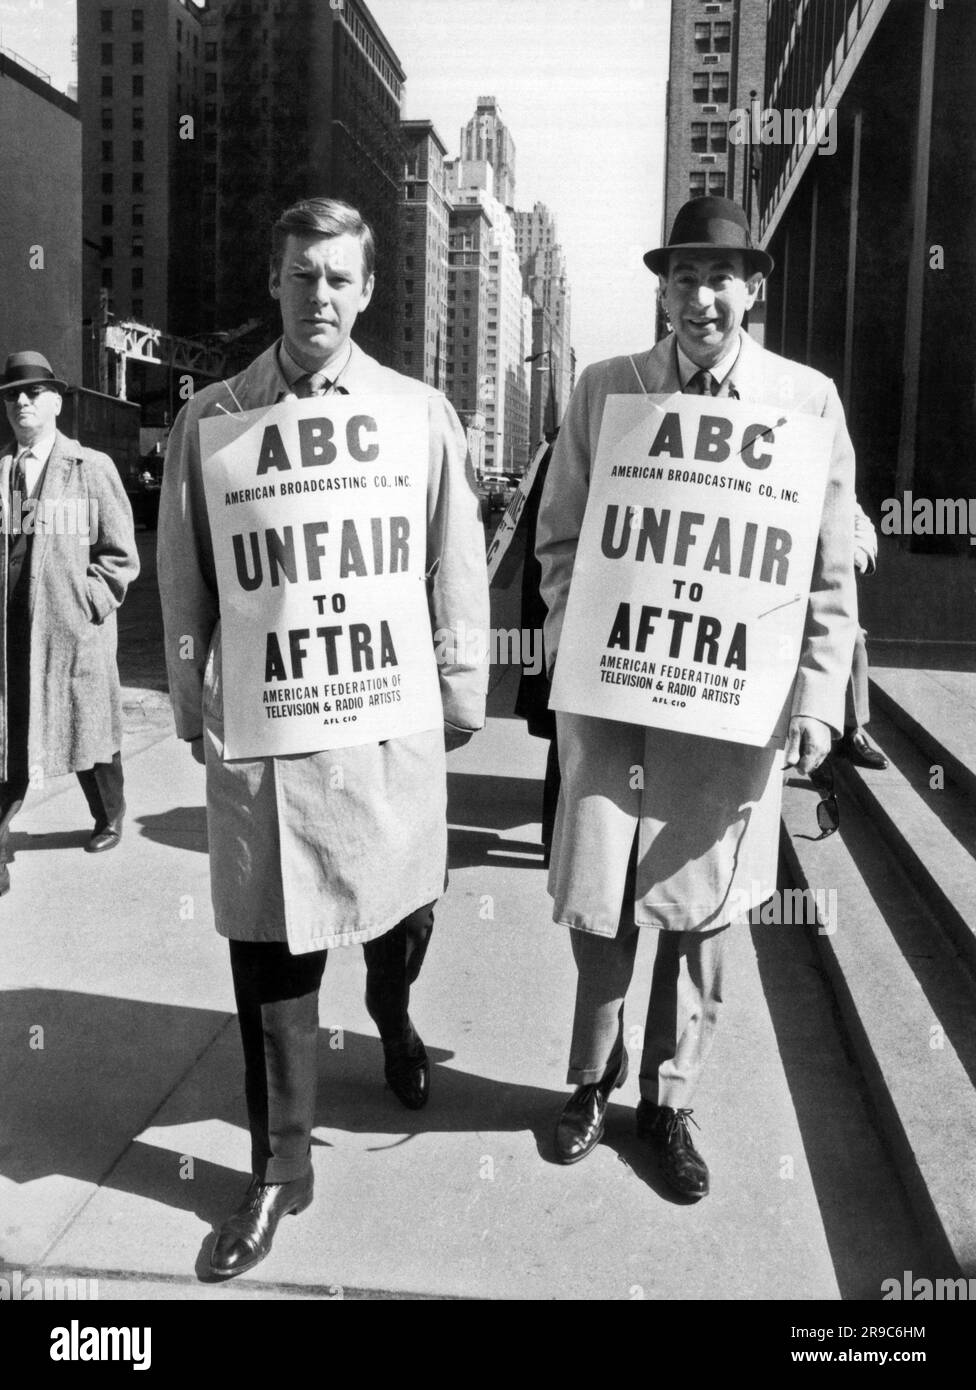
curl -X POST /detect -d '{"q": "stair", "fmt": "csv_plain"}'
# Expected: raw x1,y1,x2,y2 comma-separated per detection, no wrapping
781,657,976,1277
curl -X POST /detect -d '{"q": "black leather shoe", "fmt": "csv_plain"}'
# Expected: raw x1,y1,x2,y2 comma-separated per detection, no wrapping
636,1100,709,1199
210,1171,314,1278
836,727,888,770
86,804,125,854
382,1026,430,1110
554,1049,629,1164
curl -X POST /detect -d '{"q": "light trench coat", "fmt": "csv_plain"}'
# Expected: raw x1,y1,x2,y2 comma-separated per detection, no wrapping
0,433,139,782
157,341,489,953
536,331,858,936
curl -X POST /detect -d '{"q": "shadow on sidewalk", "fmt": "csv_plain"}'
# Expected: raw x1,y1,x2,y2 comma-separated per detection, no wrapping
2,987,602,1275
447,770,545,872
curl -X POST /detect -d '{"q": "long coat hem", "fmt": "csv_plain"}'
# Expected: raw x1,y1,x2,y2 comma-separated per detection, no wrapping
213,885,446,953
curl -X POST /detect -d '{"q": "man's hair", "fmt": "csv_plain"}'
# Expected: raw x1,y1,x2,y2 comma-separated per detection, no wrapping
270,197,375,281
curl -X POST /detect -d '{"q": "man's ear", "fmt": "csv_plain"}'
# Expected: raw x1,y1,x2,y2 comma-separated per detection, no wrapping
745,272,763,307
269,261,281,300
359,273,375,312
53,393,63,419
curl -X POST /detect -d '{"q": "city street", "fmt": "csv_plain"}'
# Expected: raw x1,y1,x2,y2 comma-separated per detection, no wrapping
0,532,945,1302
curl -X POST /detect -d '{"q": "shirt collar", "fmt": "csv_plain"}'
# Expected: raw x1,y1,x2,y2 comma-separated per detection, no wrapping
16,431,57,467
675,333,743,389
277,339,354,391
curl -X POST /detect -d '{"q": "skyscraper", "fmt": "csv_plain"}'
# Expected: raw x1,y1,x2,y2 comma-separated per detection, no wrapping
460,96,516,209
514,202,572,445
447,160,530,474
444,201,492,475
399,120,451,389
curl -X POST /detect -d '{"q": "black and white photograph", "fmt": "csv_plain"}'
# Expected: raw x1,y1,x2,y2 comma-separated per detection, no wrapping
0,0,973,1348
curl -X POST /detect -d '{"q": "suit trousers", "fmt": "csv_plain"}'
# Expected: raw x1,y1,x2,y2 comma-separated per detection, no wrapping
228,901,435,1184
844,627,870,729
565,847,728,1107
0,753,125,859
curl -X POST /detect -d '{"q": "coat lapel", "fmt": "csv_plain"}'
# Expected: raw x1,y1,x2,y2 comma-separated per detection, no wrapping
29,432,77,606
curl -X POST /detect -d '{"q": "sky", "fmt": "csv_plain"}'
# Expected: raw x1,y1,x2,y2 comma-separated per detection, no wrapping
0,0,672,369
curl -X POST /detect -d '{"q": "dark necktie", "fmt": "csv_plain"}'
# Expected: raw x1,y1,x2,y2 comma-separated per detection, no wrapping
685,369,717,396
9,452,30,507
294,371,349,398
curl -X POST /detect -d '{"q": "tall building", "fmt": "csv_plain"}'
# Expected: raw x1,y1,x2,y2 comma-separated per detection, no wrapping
444,202,492,475
210,0,405,365
460,96,516,208
78,0,207,346
757,0,976,530
659,0,766,340
446,160,530,474
78,0,406,408
0,52,82,384
399,120,450,389
514,202,573,445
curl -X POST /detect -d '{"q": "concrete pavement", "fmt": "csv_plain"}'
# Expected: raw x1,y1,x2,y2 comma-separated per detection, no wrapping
0,536,942,1301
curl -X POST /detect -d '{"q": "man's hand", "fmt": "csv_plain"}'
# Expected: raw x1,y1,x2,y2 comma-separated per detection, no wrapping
783,716,832,776
189,736,206,765
444,723,474,753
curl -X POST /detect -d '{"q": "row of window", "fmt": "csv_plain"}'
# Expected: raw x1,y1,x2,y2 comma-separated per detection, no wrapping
101,172,148,194
102,141,145,162
101,8,142,31
102,204,143,227
102,107,143,130
100,238,144,266
690,172,727,198
692,71,730,103
691,121,728,153
694,21,731,53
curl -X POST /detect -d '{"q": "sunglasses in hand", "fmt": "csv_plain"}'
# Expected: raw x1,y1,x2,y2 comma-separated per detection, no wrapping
808,757,840,838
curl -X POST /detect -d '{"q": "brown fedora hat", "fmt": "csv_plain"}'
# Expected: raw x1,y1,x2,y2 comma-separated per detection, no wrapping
0,351,69,395
644,196,774,278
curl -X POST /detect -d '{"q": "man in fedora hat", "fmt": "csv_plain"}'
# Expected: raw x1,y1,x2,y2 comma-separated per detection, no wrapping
536,197,857,1197
0,351,139,896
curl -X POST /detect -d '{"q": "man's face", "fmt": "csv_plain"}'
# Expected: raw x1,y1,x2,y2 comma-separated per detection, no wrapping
269,232,374,371
660,251,761,367
3,384,62,447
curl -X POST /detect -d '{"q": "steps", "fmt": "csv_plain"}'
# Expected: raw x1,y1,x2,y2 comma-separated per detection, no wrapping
782,657,976,1277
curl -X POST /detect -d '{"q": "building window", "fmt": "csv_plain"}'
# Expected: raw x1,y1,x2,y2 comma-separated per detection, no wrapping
177,51,182,73
133,140,144,162
205,72,217,93
101,108,113,130
101,42,113,64
176,19,183,41
101,74,113,97
132,107,144,131
708,172,727,196
101,172,113,194
132,9,144,31
694,22,711,51
132,172,144,194
132,74,144,97
132,204,144,227
713,21,731,52
100,9,113,32
101,268,113,289
692,72,710,103
132,300,144,319
132,267,144,290
101,140,113,162
689,171,707,198
403,328,413,341
205,41,217,61
102,204,113,225
691,121,708,152
132,42,143,64
101,235,113,258
710,121,727,152
132,236,144,257
205,102,217,122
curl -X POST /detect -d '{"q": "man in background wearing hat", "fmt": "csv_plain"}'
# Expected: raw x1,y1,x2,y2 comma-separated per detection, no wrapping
0,352,139,896
536,198,857,1198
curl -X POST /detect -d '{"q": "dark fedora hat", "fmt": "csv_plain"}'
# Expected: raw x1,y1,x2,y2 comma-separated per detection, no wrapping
0,350,69,395
643,196,774,278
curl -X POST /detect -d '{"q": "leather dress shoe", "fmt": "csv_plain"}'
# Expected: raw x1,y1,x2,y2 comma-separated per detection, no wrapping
554,1049,629,1164
836,727,888,770
636,1100,709,1199
382,1026,430,1109
86,805,125,853
210,1171,313,1278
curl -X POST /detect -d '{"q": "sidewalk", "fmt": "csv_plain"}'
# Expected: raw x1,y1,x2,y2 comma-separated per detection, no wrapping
1,643,940,1302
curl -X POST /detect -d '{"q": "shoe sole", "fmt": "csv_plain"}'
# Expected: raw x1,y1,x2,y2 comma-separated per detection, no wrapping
554,1052,629,1165
209,1186,314,1279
